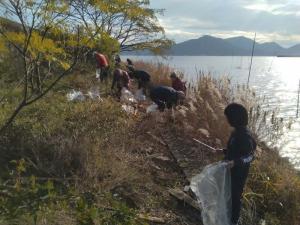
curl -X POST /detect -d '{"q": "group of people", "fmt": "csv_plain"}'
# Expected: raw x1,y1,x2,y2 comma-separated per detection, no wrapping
93,51,187,112
93,51,256,225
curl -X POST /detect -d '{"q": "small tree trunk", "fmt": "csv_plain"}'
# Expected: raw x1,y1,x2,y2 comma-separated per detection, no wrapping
0,100,26,134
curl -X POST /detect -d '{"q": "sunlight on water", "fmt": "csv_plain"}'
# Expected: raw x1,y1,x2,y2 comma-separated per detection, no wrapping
122,55,300,170
258,58,300,170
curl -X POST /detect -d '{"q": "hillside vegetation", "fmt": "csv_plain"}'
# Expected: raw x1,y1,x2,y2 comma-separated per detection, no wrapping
0,60,299,225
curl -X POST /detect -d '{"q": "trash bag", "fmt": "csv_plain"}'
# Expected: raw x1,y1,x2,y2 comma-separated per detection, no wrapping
87,87,102,100
135,89,146,102
121,104,135,114
146,103,158,113
67,90,85,101
96,68,101,79
190,161,232,225
120,87,137,104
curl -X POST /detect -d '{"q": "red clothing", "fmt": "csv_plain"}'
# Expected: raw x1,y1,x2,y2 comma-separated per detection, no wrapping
95,53,109,68
172,77,186,93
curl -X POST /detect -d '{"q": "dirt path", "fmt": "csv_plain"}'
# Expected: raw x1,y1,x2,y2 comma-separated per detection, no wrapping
161,127,214,182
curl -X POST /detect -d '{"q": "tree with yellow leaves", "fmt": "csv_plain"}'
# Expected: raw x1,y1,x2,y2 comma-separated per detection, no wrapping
0,0,92,132
0,0,172,132
69,0,173,54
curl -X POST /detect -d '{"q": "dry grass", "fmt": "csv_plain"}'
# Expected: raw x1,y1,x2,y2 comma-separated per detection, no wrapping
145,66,300,225
1,61,300,225
243,147,300,225
132,61,173,86
0,94,141,189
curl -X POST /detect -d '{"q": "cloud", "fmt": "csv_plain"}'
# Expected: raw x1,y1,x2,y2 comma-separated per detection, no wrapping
244,3,285,13
163,30,201,42
160,17,217,30
150,0,300,46
244,2,300,16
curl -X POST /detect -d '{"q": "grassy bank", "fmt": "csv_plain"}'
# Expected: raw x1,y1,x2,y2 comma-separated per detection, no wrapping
0,61,299,225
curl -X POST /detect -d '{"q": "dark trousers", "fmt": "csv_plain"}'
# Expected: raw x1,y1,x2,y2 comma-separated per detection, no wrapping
100,67,109,82
231,168,249,224
153,100,165,112
138,80,150,96
138,80,149,89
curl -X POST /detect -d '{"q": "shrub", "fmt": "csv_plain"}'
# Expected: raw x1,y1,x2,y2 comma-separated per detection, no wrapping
0,92,132,179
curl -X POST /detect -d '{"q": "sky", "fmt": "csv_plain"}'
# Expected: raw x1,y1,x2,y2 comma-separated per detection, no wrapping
150,0,300,47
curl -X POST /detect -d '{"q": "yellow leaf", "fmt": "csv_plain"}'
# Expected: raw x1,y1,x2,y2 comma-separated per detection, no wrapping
0,36,8,53
60,61,70,70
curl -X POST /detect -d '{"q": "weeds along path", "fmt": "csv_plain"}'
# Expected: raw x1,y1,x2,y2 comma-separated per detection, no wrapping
160,127,209,182
105,76,235,223
158,96,230,181
134,77,231,184
126,75,300,225
134,99,228,185
127,93,227,224
131,113,205,224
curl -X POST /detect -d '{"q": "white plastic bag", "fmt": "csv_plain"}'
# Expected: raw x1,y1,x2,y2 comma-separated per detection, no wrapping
146,103,158,113
87,87,101,100
96,68,101,79
190,161,232,225
120,87,137,104
67,90,85,101
121,104,135,114
135,89,146,102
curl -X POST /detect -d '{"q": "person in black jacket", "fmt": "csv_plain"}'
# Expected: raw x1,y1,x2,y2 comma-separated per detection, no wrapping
127,65,151,90
127,58,134,66
223,103,256,225
150,86,185,112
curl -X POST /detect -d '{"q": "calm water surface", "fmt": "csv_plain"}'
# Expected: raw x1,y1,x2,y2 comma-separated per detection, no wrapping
122,56,300,170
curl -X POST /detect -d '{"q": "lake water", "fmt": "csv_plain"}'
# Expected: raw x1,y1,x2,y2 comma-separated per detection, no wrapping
122,56,300,170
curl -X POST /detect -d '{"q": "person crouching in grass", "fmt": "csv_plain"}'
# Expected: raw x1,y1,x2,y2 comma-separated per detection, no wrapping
149,86,185,112
223,103,256,225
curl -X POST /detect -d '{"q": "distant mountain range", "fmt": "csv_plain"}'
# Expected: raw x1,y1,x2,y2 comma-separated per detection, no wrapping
126,35,300,56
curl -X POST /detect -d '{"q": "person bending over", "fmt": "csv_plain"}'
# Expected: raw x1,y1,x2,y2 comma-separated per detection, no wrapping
111,68,130,97
150,86,185,112
127,58,134,66
127,65,151,91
